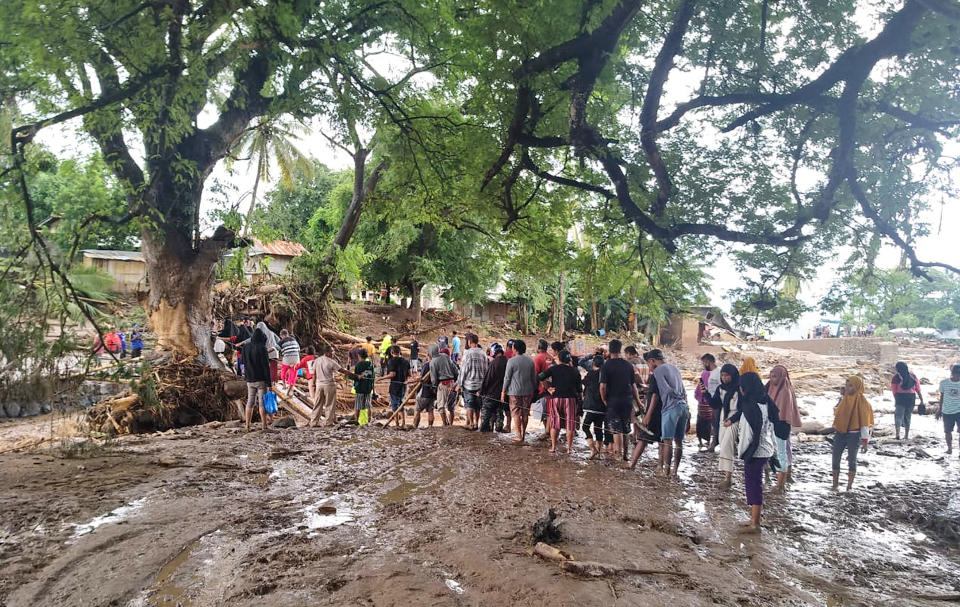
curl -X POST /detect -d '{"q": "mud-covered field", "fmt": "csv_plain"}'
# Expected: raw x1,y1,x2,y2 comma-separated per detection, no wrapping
0,404,958,607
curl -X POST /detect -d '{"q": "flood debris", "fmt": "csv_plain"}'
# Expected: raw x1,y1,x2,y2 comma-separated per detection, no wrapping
84,359,238,435
531,508,562,545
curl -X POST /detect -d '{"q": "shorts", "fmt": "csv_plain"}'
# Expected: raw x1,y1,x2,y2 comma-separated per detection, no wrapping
416,397,435,413
661,405,689,441
354,392,372,411
944,412,960,433
606,399,632,436
390,392,404,412
462,389,481,412
509,394,533,419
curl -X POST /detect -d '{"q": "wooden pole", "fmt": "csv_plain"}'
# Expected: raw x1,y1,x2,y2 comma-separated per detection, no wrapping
380,377,424,426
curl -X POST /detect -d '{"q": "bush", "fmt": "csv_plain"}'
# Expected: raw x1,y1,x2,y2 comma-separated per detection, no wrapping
891,313,919,329
934,309,960,333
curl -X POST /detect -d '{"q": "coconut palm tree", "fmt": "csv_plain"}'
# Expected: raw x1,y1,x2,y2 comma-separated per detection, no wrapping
230,118,314,237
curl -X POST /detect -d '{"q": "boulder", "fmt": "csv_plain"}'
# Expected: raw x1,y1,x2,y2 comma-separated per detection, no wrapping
20,401,42,417
799,420,829,435
271,416,297,429
3,402,21,418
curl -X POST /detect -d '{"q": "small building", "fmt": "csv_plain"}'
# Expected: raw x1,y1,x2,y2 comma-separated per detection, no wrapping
80,249,146,294
659,306,743,348
226,238,307,279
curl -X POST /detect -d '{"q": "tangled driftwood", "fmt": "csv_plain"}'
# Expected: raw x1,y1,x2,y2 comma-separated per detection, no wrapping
84,359,239,435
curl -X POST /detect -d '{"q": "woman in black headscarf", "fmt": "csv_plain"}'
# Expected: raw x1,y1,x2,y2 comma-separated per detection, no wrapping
726,372,780,533
710,363,741,488
891,361,924,440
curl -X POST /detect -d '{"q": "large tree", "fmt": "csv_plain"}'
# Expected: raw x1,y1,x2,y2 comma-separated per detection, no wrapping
2,0,444,364
456,0,960,287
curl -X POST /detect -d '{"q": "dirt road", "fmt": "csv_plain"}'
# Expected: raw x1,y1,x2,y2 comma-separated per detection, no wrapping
1,410,958,606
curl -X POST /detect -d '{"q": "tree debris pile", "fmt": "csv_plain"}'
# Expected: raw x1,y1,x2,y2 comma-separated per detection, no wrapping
212,279,331,347
84,360,238,435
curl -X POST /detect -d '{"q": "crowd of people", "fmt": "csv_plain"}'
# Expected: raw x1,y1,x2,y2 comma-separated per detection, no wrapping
214,318,960,533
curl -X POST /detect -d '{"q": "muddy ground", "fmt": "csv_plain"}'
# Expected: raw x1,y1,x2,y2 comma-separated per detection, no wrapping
1,343,959,606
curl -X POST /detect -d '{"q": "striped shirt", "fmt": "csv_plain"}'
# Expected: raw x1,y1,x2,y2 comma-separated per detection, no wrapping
279,337,301,364
457,347,490,391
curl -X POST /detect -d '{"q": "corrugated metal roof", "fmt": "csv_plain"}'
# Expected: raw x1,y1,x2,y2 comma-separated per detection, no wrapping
81,249,144,262
249,238,306,257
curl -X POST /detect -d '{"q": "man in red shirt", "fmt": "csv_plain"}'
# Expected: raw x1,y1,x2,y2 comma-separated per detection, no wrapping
533,339,554,438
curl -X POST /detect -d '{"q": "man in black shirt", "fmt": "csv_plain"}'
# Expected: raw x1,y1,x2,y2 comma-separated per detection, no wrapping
409,335,421,374
600,339,641,462
378,346,411,428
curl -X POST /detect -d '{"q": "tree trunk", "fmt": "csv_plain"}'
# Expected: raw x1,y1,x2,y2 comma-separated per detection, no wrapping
320,151,388,296
141,222,233,367
591,301,599,333
410,281,423,326
557,272,565,339
242,152,264,237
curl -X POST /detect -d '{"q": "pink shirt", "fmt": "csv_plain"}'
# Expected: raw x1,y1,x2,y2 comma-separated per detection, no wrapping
890,374,921,396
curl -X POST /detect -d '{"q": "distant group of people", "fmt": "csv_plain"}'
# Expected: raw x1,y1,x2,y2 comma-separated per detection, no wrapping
92,325,144,360
806,323,875,339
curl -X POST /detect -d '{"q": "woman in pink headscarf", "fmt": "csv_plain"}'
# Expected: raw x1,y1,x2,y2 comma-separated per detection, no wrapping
766,365,802,493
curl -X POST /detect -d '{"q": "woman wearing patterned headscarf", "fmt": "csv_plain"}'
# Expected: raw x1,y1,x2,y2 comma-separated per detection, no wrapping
831,376,874,491
766,365,802,493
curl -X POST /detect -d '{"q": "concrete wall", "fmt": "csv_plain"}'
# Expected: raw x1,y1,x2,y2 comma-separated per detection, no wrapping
764,337,898,364
660,315,701,349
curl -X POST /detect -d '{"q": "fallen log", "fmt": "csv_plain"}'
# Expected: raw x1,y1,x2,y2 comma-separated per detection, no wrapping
319,327,365,344
108,394,140,413
532,542,572,562
560,560,689,578
397,316,468,340
275,390,314,421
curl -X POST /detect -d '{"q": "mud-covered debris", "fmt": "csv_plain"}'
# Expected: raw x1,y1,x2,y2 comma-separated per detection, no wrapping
532,542,572,562
560,560,690,578
271,416,297,429
531,508,561,545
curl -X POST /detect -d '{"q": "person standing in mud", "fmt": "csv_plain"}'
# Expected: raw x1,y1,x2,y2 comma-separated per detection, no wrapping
278,329,301,393
628,352,664,470
831,376,874,491
429,345,459,425
502,339,537,444
479,343,508,432
936,364,960,456
539,350,583,454
891,361,923,441
710,364,741,489
457,334,489,430
600,340,641,463
311,345,343,427
766,365,802,493
378,346,411,429
726,372,779,533
645,349,689,477
346,349,376,425
582,355,611,459
241,327,272,433
413,346,438,428
695,354,719,450
409,335,421,375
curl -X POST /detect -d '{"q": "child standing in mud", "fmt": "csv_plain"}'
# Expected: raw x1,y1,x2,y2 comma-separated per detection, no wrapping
936,364,960,456
831,376,874,491
346,349,376,425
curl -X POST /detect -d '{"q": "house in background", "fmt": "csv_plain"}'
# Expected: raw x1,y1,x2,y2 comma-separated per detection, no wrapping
80,249,146,294
659,305,744,348
223,238,307,279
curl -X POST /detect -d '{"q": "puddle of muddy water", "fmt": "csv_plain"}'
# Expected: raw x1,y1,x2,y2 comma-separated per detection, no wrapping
127,530,229,607
69,497,148,540
379,465,456,505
